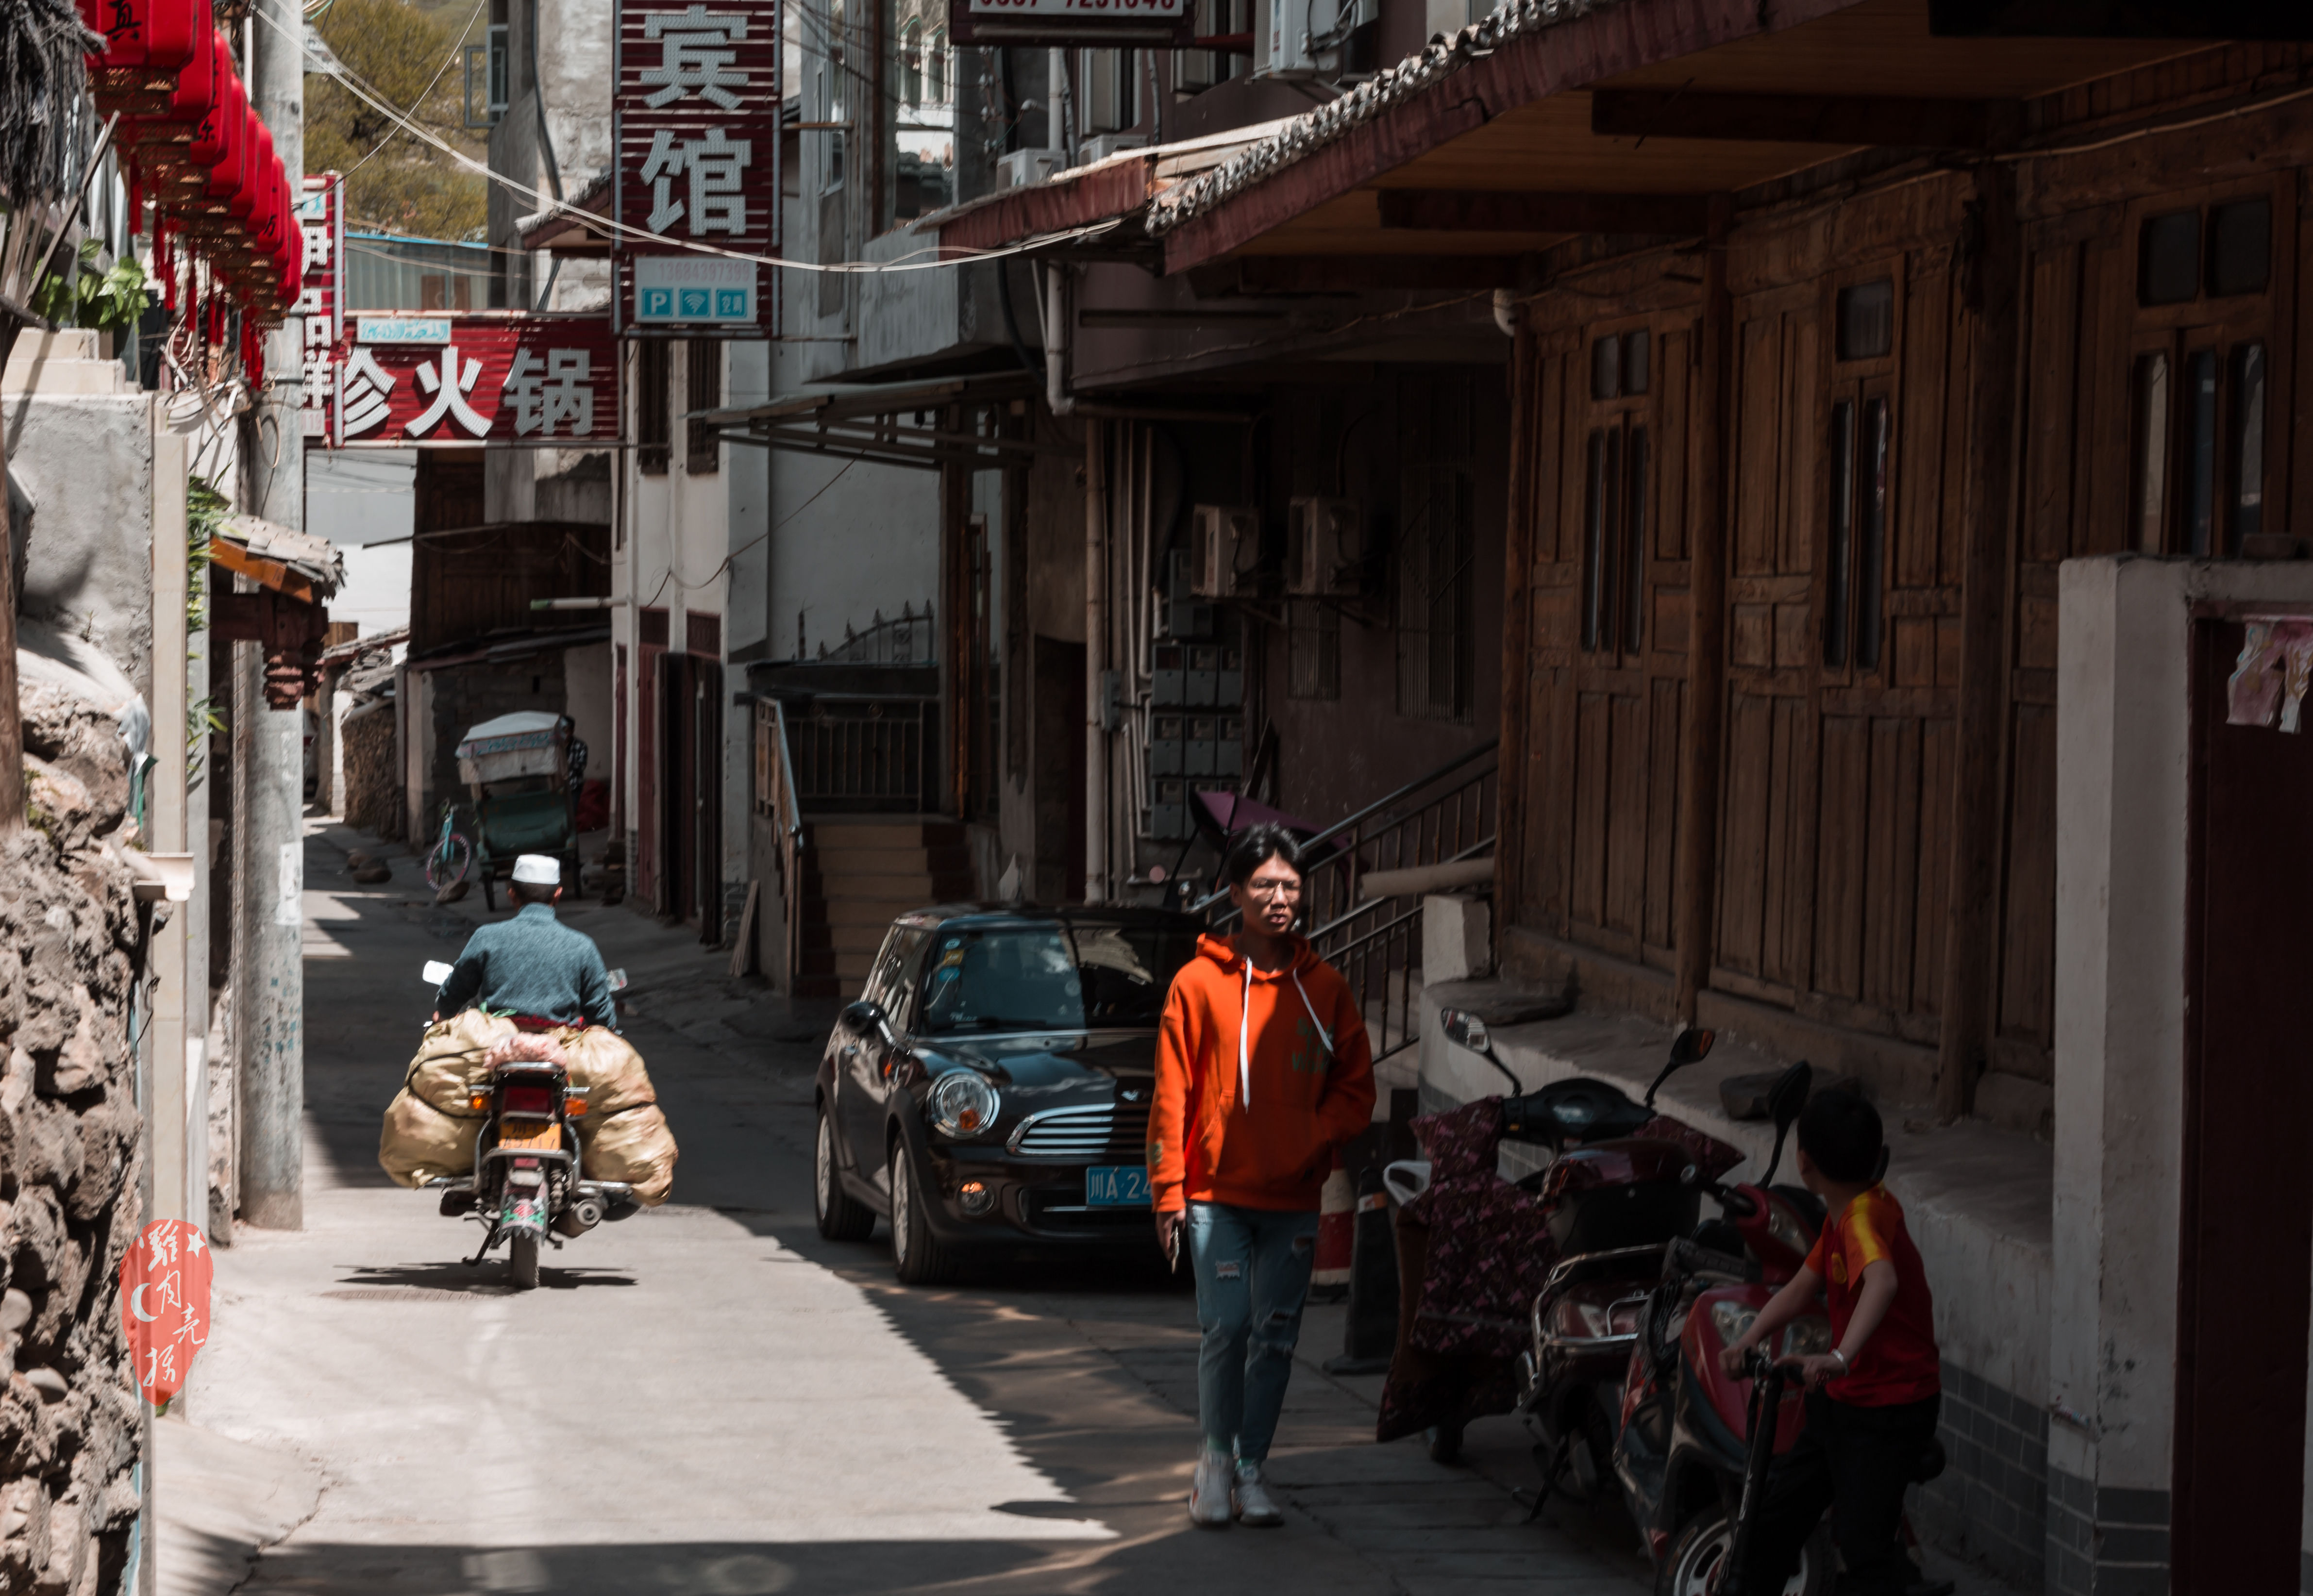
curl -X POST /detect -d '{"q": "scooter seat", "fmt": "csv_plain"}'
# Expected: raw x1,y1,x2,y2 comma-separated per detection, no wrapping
1912,1435,1947,1485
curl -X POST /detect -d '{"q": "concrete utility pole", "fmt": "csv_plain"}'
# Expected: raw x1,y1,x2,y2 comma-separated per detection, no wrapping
238,0,306,1230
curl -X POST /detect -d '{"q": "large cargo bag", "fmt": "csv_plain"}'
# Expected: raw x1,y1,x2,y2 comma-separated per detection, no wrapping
378,1014,677,1203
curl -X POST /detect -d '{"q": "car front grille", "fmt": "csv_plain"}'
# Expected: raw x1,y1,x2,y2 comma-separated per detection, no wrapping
1007,1100,1151,1161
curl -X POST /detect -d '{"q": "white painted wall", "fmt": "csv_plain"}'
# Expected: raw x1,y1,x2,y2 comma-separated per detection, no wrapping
2053,554,2313,1500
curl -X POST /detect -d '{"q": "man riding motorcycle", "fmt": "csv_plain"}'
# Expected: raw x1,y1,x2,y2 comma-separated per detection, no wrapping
431,853,619,1032
428,853,624,1219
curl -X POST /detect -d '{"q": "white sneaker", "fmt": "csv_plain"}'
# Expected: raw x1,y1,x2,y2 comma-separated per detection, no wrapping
1190,1449,1234,1528
1233,1461,1284,1527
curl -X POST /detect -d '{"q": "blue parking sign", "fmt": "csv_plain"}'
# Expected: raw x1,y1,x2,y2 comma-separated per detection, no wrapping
639,287,673,317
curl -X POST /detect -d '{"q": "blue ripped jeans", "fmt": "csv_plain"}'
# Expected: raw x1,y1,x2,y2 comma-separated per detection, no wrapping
1187,1201,1320,1462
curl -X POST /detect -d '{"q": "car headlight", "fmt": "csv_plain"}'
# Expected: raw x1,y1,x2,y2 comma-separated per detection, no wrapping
928,1071,1000,1139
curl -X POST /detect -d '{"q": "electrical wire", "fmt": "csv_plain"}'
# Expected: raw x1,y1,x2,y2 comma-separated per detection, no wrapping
636,452,862,607
323,0,489,189
260,0,1107,274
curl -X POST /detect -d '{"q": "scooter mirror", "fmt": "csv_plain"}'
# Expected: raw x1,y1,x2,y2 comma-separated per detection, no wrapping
1761,1061,1813,1184
1441,1009,1492,1055
1669,1027,1716,1067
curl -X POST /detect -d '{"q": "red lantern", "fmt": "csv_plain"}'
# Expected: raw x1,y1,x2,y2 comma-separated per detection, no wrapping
123,5,217,185
189,65,249,234
82,0,205,115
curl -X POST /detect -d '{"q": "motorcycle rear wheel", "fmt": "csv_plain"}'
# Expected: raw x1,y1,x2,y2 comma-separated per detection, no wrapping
509,1231,540,1291
1656,1505,1827,1596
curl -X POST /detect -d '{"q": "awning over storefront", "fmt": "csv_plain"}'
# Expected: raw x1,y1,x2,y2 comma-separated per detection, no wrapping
1146,0,2197,278
698,371,1052,471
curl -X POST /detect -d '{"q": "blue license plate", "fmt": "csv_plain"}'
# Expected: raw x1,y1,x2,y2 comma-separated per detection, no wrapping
1085,1165,1151,1207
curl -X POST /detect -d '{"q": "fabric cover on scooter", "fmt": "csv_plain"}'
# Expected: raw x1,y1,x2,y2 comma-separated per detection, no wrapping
379,1010,677,1198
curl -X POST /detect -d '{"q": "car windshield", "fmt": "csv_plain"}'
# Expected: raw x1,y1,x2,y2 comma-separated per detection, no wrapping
915,923,1196,1034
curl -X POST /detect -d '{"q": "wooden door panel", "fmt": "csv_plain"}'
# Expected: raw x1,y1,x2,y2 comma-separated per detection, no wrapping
1763,696,1817,990
1814,715,1869,1000
1911,718,1957,1017
1659,327,1692,561
1861,716,1924,1014
1645,676,1683,951
1996,703,2058,1061
2022,244,2084,565
1734,314,1783,578
1898,265,1957,590
1572,691,1611,928
1778,316,1823,577
1522,661,1568,924
1606,692,1648,937
1717,690,1773,976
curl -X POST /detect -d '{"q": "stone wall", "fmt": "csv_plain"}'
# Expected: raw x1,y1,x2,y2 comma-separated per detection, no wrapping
1,683,153,1595
341,697,398,837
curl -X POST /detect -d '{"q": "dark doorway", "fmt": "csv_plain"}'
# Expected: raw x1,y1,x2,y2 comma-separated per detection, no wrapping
692,656,723,938
2174,615,2313,1587
1032,636,1085,904
657,655,688,922
636,610,668,903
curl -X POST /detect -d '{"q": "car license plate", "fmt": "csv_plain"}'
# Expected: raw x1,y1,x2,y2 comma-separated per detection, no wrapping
1085,1165,1151,1207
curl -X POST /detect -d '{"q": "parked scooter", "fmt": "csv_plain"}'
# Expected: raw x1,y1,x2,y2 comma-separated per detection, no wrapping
1437,1015,1734,1511
416,962,637,1290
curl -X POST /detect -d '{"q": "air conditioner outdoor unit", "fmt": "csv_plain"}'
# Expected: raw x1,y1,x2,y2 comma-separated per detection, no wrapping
1077,133,1146,165
1191,505,1259,598
1287,495,1366,596
1255,0,1317,77
996,149,1064,190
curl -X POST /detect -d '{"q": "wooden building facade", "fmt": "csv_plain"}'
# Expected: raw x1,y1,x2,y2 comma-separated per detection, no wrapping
1493,41,2313,1130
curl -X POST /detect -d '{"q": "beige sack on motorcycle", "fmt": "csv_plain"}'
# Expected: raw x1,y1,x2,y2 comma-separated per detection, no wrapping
579,1103,676,1205
403,1012,657,1118
378,1087,482,1188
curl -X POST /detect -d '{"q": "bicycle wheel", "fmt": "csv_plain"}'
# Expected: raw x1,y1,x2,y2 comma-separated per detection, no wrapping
425,832,473,891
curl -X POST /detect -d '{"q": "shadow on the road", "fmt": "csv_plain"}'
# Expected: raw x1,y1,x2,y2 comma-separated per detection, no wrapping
331,1261,639,1293
173,1530,1085,1596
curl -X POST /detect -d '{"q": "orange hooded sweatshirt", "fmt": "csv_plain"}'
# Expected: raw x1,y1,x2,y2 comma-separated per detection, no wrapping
1147,933,1376,1214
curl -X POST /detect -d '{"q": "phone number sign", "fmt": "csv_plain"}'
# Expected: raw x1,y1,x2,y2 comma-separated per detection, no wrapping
951,0,1190,43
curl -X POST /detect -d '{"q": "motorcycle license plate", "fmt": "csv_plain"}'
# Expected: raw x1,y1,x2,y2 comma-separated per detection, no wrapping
1085,1166,1150,1207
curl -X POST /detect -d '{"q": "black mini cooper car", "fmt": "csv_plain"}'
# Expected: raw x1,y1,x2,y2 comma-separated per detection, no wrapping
813,904,1203,1283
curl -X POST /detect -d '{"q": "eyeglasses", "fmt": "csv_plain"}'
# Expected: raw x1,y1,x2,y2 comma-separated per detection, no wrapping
1243,880,1302,900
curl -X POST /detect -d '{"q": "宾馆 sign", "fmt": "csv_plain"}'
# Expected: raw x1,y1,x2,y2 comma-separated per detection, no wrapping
615,0,781,334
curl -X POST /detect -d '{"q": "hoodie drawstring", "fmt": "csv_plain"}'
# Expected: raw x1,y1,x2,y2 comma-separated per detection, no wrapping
1238,962,1336,1113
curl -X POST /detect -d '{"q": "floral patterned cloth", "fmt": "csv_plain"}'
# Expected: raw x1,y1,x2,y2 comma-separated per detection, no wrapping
1373,1097,1744,1446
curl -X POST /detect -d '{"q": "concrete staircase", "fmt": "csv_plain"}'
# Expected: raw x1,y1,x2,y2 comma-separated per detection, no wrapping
795,818,977,998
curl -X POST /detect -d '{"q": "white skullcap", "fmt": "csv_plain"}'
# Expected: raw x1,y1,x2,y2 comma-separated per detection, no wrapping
511,854,561,886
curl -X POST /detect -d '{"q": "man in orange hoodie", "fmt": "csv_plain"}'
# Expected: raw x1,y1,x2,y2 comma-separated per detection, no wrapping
1150,824,1376,1529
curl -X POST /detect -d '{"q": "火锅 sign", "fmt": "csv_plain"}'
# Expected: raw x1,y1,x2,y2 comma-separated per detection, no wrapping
615,0,782,335
332,313,620,448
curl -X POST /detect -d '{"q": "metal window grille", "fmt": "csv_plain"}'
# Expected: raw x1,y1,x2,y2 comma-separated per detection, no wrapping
685,341,722,475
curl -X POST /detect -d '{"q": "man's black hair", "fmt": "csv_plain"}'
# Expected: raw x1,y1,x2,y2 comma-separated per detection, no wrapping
509,879,559,907
1796,1087,1883,1184
1222,823,1304,889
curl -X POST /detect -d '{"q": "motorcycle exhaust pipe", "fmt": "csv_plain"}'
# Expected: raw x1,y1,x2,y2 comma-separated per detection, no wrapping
554,1196,607,1238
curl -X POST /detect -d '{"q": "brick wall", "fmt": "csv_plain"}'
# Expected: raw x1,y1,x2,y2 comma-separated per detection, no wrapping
1916,1361,2048,1588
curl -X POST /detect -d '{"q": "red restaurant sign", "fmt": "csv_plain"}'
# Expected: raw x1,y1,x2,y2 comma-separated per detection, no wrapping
120,1220,211,1411
332,313,621,449
614,0,781,335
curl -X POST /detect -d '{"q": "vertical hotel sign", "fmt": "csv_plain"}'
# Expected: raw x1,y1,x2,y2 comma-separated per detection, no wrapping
614,0,782,335
297,173,345,439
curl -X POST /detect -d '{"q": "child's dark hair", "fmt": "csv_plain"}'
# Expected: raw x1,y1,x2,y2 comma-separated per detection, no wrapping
1796,1087,1883,1184
1222,823,1304,888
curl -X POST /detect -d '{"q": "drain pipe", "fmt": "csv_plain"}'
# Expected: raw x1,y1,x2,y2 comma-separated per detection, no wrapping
1044,262,1074,416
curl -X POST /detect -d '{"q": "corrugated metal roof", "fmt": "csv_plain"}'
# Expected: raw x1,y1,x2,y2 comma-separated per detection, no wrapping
1147,0,1615,237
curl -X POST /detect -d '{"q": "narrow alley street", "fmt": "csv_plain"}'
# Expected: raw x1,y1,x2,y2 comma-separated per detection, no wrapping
155,824,1659,1596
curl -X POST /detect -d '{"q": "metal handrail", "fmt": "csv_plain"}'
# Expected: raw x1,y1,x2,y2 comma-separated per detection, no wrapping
1191,736,1499,915
771,700,805,849
1302,833,1495,945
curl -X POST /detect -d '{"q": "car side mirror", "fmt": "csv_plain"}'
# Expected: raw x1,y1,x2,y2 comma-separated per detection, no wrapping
1762,1061,1813,1184
840,1001,892,1044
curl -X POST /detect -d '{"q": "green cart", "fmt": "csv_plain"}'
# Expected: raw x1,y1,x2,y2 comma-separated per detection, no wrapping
453,712,584,910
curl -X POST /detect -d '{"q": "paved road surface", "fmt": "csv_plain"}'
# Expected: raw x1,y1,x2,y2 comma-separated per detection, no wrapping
155,823,1993,1596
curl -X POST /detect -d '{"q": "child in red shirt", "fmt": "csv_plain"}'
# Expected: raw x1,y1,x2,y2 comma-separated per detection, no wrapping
1720,1088,1951,1596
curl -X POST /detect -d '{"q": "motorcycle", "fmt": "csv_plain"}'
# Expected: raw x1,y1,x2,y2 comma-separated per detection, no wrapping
1436,1014,1735,1510
417,962,637,1291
